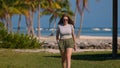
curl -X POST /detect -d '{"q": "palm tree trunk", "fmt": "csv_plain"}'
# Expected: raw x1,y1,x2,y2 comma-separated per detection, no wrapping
17,15,21,33
29,11,35,36
6,14,13,33
31,11,35,36
50,18,56,36
74,7,77,24
37,3,41,38
5,13,9,31
76,10,84,38
112,0,118,58
25,16,30,35
9,15,13,33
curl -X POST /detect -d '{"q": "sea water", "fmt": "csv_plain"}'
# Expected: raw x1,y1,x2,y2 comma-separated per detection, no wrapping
12,27,120,37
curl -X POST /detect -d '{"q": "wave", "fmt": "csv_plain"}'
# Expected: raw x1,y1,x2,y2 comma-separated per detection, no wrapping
102,28,111,31
48,28,56,31
35,28,43,31
35,28,57,31
92,27,112,32
92,28,101,31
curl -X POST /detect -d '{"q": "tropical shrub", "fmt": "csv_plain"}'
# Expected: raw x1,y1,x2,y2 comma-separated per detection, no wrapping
0,22,42,49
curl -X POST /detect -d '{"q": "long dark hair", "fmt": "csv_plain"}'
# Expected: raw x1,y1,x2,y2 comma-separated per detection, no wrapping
58,14,75,27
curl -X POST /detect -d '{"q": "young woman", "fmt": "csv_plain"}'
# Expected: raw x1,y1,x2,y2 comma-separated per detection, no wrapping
56,14,76,68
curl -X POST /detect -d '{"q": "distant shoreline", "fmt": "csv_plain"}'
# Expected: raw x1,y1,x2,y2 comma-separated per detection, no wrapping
38,35,120,41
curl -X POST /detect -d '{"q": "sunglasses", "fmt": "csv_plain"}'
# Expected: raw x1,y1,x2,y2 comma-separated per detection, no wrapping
63,19,68,21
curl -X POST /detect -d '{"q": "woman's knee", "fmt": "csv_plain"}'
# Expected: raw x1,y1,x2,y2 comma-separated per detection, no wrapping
66,48,72,59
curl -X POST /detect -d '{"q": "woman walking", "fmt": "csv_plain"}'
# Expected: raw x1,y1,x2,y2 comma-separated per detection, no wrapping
56,14,76,68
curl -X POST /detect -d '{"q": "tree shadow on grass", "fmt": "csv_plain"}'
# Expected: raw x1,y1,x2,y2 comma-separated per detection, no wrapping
44,53,120,61
71,53,120,61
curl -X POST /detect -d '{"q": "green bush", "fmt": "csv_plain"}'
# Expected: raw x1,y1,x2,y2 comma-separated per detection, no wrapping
2,33,42,49
0,22,7,47
0,22,42,49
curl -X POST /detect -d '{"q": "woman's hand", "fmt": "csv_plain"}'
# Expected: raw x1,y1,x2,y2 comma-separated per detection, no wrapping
74,44,77,51
56,40,59,44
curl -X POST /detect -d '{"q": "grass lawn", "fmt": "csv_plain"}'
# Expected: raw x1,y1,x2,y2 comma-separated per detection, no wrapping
0,49,120,68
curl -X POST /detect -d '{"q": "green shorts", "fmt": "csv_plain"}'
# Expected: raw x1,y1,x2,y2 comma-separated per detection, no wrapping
58,38,74,52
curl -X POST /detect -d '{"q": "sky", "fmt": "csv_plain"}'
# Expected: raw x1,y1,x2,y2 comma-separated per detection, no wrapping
70,0,120,28
12,0,120,28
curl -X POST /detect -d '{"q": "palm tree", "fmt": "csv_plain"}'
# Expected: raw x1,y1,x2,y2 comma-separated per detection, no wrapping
41,0,74,36
28,1,37,36
75,0,118,58
37,1,41,38
75,0,89,38
19,0,38,36
14,0,30,33
14,1,25,33
0,0,21,33
41,0,59,36
37,0,47,38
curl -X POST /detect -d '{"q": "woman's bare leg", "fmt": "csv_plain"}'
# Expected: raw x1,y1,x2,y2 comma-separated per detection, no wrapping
66,48,73,68
60,50,67,68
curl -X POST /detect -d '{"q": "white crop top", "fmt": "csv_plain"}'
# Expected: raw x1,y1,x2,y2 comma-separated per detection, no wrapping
57,24,74,39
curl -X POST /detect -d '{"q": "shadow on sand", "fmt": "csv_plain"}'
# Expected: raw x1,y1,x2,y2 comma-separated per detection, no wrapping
44,53,120,61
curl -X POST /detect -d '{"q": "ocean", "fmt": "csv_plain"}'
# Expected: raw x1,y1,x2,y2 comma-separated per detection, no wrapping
13,27,120,37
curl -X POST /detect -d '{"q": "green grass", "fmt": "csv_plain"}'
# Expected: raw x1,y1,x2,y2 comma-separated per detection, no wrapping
0,50,120,68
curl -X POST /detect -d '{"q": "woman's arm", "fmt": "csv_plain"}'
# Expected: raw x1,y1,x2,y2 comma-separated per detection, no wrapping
71,27,77,51
72,30,76,44
56,28,60,43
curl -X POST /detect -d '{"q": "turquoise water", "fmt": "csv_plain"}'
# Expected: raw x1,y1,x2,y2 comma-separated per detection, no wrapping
13,27,120,37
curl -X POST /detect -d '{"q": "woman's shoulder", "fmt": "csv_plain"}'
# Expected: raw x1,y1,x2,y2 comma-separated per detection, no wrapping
57,24,62,29
68,24,74,30
68,24,74,27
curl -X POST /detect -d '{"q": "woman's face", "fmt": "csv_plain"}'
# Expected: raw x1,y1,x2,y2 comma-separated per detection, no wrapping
63,16,68,25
